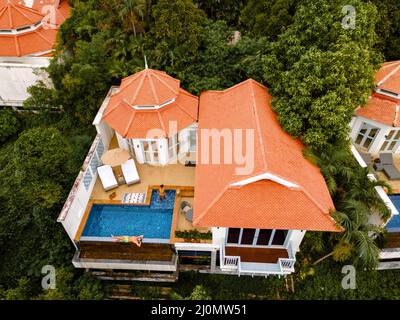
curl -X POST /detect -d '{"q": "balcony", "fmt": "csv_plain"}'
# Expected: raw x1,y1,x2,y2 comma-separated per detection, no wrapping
219,244,296,276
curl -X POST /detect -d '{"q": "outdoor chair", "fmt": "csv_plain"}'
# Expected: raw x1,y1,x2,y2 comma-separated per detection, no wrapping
121,159,140,185
97,165,118,191
180,201,193,222
375,153,400,180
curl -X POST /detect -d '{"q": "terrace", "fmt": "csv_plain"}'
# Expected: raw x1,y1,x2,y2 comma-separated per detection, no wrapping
59,131,212,270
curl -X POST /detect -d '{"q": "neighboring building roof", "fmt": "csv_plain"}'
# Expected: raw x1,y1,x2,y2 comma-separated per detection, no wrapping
102,69,198,139
355,93,400,127
0,3,43,29
0,58,50,107
0,0,70,57
193,79,338,232
355,61,400,127
375,60,400,95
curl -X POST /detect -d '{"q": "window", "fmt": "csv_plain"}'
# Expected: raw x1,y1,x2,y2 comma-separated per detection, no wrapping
240,229,256,245
380,130,400,152
354,122,380,150
271,230,288,245
256,229,272,245
227,228,288,246
227,228,240,244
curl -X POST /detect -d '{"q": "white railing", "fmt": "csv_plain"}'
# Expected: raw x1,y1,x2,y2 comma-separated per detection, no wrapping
220,245,240,271
278,258,296,271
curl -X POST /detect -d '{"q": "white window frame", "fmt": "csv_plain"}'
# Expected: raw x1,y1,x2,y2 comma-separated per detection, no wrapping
354,122,380,150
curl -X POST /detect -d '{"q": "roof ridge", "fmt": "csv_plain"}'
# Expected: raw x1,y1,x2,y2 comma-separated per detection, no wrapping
248,79,268,171
7,3,12,29
201,79,267,95
169,99,197,122
378,63,400,87
103,98,129,119
122,107,136,137
32,27,53,45
147,70,160,105
193,184,230,226
130,70,147,105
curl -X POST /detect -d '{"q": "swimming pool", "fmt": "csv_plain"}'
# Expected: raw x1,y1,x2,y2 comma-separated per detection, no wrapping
386,195,400,232
81,190,176,242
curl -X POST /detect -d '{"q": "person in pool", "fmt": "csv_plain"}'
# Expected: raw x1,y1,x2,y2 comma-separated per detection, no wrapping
111,235,144,247
158,184,166,201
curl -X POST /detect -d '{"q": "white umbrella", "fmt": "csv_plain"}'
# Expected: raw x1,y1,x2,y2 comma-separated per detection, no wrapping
101,148,131,167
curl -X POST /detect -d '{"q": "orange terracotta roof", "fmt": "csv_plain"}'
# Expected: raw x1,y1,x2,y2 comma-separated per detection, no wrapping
116,68,180,107
376,60,400,95
102,69,198,138
0,3,43,29
193,79,338,232
355,94,400,127
0,0,70,57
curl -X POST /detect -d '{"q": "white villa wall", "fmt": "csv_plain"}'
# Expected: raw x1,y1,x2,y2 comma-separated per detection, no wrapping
116,132,129,151
58,133,112,243
212,227,227,246
285,230,306,254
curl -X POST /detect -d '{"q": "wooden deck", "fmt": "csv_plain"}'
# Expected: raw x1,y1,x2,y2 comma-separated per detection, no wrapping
78,241,174,261
225,246,288,263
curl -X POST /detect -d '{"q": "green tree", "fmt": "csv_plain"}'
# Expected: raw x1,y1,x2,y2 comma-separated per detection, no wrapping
146,0,207,74
13,127,72,182
262,0,381,149
116,0,146,36
369,0,400,60
0,110,19,144
240,0,297,39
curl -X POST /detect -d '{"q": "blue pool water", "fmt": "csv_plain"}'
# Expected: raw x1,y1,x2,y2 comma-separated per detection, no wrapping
387,195,400,231
81,190,176,240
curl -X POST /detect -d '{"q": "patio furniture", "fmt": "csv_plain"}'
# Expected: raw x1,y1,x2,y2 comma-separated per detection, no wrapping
180,201,193,222
109,191,117,200
375,153,400,180
359,152,373,167
97,165,118,191
121,159,140,185
122,192,146,204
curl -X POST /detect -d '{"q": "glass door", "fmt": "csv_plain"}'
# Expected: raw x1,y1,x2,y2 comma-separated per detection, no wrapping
380,130,400,152
141,140,159,164
354,122,380,150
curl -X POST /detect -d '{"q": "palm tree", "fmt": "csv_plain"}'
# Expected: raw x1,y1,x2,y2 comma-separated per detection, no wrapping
117,0,146,37
345,166,392,221
313,199,382,268
303,143,353,195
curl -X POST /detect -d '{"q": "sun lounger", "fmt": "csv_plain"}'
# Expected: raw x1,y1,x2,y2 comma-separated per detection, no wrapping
180,201,193,222
383,165,400,180
97,165,118,191
374,153,400,180
121,159,140,185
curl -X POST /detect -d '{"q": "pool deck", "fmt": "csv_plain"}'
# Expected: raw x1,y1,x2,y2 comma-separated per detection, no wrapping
73,132,212,252
367,153,400,193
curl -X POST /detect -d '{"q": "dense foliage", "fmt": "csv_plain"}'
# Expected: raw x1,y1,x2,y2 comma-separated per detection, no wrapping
1,0,400,299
